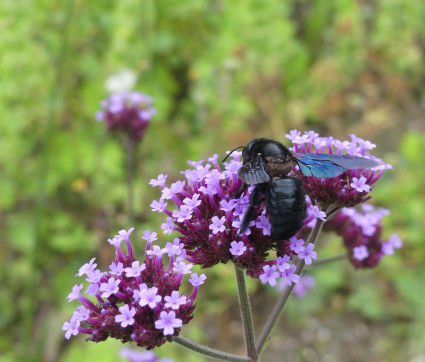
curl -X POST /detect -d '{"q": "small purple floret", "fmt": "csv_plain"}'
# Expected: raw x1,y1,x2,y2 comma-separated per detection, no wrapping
155,311,183,336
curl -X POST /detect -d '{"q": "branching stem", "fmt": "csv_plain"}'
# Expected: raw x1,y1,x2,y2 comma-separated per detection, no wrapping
256,219,325,356
173,336,253,361
234,264,257,360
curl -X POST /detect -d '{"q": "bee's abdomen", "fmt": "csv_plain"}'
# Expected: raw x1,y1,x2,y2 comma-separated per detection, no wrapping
266,177,306,240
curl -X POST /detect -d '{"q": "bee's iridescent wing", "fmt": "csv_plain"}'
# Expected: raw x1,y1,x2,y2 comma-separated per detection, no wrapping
293,153,379,178
238,157,270,184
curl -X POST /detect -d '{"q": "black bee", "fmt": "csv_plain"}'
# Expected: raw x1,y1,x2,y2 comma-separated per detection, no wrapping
223,138,379,240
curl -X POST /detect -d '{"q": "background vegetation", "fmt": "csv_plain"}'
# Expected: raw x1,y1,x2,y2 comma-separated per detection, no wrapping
1,1,424,361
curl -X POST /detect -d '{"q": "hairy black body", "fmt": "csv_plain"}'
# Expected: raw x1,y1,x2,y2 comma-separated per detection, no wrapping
265,177,306,240
237,176,306,240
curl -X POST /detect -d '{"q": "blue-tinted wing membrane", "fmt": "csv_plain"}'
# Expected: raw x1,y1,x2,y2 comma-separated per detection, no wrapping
296,158,346,178
238,157,270,184
295,153,379,169
294,153,379,178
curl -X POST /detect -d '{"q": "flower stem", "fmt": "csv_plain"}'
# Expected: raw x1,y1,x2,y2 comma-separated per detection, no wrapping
124,137,136,225
234,264,257,361
173,335,252,361
326,206,342,219
256,219,325,357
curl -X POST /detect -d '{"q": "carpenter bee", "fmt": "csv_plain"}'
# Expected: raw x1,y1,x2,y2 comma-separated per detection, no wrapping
223,138,379,240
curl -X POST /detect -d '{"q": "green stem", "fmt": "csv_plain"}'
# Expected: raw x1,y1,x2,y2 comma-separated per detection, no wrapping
256,219,325,357
124,137,136,225
234,264,257,361
326,206,341,219
173,336,252,362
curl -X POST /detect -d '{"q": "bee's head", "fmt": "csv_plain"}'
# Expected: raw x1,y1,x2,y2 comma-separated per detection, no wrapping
222,138,291,164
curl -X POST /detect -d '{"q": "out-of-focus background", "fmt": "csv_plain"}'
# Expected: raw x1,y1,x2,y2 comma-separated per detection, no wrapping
1,1,425,361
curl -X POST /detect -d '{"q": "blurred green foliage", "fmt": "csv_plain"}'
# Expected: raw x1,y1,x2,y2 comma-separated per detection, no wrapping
1,0,425,361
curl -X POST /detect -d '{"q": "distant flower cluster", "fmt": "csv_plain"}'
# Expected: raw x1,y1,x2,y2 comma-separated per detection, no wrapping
120,347,173,362
328,205,402,268
287,275,316,298
63,228,206,349
96,92,156,142
286,130,392,209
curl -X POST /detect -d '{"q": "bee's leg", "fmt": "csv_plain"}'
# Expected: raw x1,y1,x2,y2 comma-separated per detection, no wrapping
235,183,248,198
240,186,259,233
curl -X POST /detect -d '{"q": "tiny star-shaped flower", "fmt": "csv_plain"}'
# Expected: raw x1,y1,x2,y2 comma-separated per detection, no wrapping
115,304,136,327
209,216,226,234
229,241,247,256
141,230,158,243
154,311,182,336
67,284,83,302
173,262,193,275
73,306,90,322
259,265,280,287
63,317,80,339
350,176,371,193
125,261,146,277
99,277,121,299
164,291,187,310
289,236,305,253
309,205,327,221
298,243,318,265
353,245,369,261
189,273,207,287
149,174,167,187
76,258,97,277
139,287,162,309
109,262,124,276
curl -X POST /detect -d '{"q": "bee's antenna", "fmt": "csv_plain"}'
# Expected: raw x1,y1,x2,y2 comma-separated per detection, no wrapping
222,146,244,163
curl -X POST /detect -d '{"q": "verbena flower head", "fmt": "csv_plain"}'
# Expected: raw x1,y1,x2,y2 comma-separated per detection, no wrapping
148,130,391,279
327,204,402,268
149,152,320,280
63,228,205,350
95,92,156,142
286,130,391,209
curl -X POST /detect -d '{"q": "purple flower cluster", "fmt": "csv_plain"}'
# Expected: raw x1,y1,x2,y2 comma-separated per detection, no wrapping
147,129,396,281
286,130,391,209
95,92,156,142
149,153,324,279
62,228,206,349
327,205,402,268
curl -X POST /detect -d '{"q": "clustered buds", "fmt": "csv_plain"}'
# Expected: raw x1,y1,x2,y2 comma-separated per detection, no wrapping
63,228,206,350
286,130,391,209
327,205,402,268
95,92,156,142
